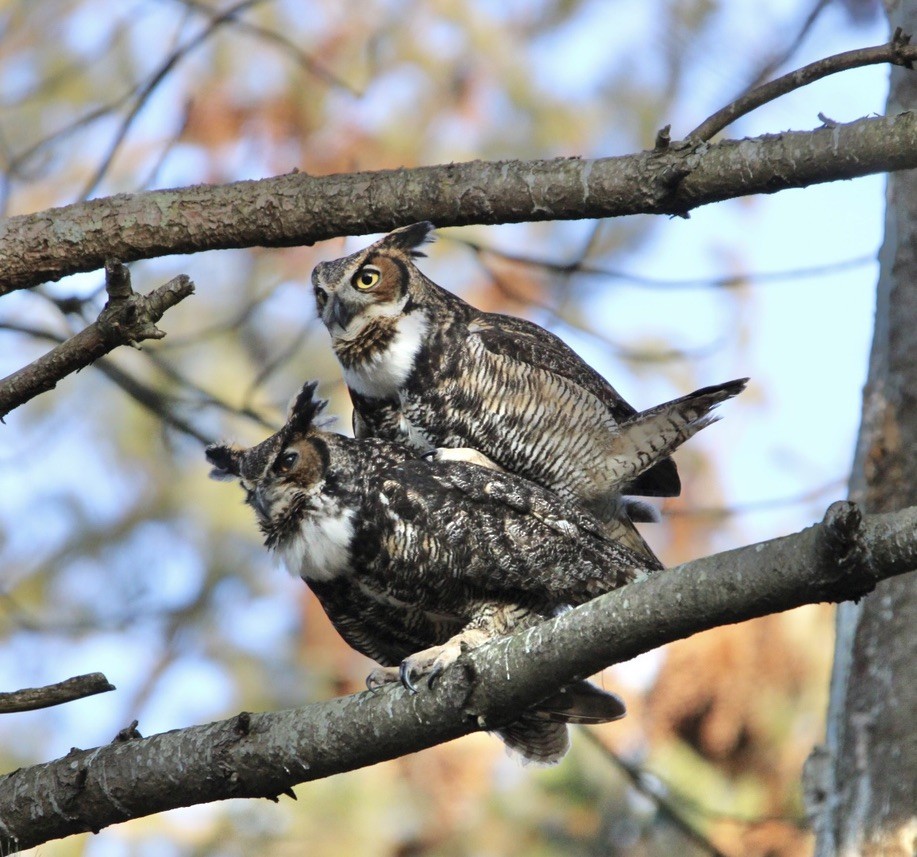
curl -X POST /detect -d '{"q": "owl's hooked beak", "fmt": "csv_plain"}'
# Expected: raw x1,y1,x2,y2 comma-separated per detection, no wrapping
250,485,273,522
328,293,357,331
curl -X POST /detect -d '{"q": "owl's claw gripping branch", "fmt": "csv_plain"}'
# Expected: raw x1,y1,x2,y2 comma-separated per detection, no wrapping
365,666,400,693
398,661,419,694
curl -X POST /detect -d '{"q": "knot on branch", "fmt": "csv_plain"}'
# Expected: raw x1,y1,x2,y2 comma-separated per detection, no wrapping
112,720,143,743
99,262,194,346
817,501,876,601
890,27,914,69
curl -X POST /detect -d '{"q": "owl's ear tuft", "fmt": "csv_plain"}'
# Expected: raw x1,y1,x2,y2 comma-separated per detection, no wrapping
383,222,436,257
287,380,328,434
206,444,243,480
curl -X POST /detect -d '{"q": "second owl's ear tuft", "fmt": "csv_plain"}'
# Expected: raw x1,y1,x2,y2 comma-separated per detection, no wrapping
383,222,436,257
206,444,243,480
287,380,329,434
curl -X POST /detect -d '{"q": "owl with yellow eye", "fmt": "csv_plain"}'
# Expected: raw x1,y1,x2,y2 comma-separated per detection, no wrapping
312,222,747,564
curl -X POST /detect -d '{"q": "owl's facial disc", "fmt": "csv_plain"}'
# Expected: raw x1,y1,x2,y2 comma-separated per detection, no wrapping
315,253,410,336
238,437,327,528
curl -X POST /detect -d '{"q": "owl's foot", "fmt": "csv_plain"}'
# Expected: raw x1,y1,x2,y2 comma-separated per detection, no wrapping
422,447,504,472
365,666,400,693
399,627,492,693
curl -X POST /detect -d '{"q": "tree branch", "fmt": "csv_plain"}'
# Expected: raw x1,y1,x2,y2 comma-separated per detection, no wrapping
1,111,915,296
688,29,916,141
0,673,115,714
1,502,914,853
0,262,194,419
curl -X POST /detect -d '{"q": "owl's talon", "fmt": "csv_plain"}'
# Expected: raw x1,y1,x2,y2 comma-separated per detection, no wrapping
427,663,444,688
366,666,400,693
399,661,419,694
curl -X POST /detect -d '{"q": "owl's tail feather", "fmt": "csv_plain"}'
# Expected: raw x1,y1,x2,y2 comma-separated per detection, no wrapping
494,681,626,764
494,715,570,765
590,377,749,565
536,680,627,723
611,378,749,498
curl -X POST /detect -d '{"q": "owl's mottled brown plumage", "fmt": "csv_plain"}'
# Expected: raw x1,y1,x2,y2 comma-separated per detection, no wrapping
311,223,747,563
208,382,684,763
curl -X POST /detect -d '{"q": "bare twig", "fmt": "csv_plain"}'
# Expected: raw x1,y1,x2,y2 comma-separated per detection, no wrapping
688,29,916,141
0,262,194,420
481,262,729,362
582,731,732,857
174,0,359,95
665,478,847,518
741,0,833,93
0,673,115,714
584,732,806,832
79,0,269,200
92,359,213,445
459,238,874,290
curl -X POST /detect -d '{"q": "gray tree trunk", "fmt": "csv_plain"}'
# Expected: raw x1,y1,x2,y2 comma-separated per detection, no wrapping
812,3,917,855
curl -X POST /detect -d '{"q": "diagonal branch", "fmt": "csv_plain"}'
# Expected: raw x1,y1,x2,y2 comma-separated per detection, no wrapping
688,29,916,141
0,262,194,419
0,673,115,714
1,502,914,853
1,111,915,296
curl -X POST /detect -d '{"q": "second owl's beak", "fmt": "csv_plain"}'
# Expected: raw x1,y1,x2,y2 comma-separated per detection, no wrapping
329,293,356,331
251,486,272,522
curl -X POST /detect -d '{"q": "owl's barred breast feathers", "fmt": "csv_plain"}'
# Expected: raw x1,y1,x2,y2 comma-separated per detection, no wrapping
208,367,744,763
312,223,746,565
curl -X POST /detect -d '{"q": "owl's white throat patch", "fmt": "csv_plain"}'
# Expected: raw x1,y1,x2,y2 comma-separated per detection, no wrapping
277,506,356,583
342,310,428,399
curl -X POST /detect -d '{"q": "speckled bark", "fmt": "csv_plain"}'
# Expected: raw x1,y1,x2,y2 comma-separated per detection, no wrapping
814,5,917,856
1,113,915,295
1,504,914,854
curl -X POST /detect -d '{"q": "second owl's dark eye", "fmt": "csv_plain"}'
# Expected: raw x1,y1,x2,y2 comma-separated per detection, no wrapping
274,450,299,474
353,266,381,290
314,287,328,310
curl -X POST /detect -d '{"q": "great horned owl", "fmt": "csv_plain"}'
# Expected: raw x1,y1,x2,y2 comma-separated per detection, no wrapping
206,380,737,763
311,222,747,562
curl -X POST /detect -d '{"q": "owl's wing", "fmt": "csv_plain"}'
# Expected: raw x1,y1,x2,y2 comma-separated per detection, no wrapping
464,312,680,500
372,460,652,607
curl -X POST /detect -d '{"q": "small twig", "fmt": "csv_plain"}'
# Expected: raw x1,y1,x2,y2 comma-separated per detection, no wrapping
741,0,833,93
175,0,360,95
92,359,213,445
457,237,874,290
666,478,847,519
0,673,115,714
79,0,269,200
688,29,916,141
480,258,729,363
0,262,194,420
582,731,733,857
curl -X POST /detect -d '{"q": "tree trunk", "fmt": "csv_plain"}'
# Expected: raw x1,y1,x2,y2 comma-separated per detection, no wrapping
813,4,917,855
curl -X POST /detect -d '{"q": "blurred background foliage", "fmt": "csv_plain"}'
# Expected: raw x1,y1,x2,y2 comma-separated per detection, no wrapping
0,0,891,855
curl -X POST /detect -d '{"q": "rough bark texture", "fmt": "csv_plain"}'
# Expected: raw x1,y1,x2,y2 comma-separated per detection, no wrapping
1,113,916,295
1,503,915,854
813,5,917,855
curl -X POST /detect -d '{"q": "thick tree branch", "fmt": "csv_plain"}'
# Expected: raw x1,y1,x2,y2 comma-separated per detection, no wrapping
688,30,916,141
0,673,115,714
1,503,914,854
0,263,194,419
1,111,914,296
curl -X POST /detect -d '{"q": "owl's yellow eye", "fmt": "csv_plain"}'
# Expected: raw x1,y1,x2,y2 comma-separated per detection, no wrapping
353,266,381,290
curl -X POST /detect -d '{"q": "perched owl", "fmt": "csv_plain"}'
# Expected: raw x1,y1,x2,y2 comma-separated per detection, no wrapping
311,223,747,562
207,380,742,763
